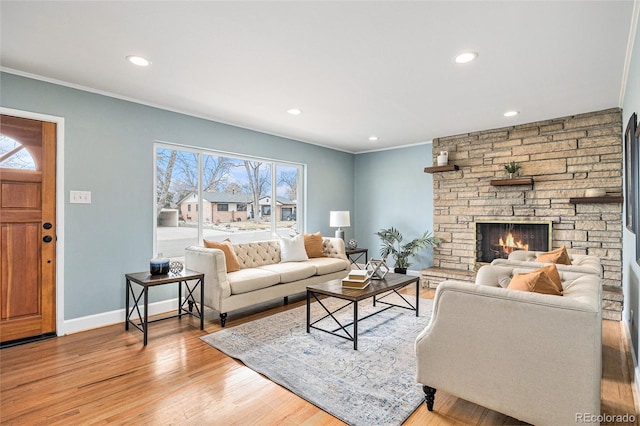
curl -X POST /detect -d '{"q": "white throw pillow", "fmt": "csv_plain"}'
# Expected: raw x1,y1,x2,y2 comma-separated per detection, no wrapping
279,234,309,262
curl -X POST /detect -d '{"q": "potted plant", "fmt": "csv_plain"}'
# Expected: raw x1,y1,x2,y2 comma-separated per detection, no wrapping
504,161,521,178
375,227,440,274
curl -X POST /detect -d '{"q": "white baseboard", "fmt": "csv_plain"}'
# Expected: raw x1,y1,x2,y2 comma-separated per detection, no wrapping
622,319,640,413
60,298,178,335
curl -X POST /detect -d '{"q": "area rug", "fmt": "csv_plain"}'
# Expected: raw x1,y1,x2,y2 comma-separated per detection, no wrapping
200,294,433,426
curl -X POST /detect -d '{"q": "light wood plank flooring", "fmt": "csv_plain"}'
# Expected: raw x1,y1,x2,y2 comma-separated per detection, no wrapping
1,288,637,425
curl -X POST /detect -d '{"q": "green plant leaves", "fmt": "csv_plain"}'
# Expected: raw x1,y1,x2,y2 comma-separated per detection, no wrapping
374,227,440,269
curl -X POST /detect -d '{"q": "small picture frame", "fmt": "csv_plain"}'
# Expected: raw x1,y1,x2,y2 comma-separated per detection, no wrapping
366,258,389,280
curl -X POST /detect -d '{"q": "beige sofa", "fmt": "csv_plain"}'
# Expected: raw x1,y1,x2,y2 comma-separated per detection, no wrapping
415,264,602,425
491,249,602,277
185,237,350,326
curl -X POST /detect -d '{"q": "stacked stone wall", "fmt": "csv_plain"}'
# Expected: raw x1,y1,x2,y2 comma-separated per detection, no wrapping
431,108,623,319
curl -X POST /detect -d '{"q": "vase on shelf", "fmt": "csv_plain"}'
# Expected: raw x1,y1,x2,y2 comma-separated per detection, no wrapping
437,151,448,166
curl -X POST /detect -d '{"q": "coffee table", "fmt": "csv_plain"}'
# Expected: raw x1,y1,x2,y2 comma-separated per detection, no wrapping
306,273,419,350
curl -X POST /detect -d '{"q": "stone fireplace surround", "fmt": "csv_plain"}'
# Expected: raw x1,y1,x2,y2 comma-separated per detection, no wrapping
430,108,623,320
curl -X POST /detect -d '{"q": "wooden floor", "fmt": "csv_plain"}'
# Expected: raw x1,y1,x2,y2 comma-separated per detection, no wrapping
1,288,638,425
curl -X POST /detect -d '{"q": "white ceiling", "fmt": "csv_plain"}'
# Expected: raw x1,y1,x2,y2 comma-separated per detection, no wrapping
0,1,636,153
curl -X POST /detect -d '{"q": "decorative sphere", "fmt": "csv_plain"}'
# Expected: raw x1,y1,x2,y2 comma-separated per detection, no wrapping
348,239,358,249
169,261,184,274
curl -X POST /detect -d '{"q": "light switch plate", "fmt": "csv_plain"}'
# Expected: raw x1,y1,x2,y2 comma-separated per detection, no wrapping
70,190,91,204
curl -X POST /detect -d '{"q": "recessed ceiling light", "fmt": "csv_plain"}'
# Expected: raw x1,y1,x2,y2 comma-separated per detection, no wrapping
454,51,478,64
287,108,302,115
126,55,151,67
369,136,378,141
504,110,520,117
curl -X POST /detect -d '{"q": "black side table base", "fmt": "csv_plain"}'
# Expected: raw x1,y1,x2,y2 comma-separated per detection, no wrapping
125,271,205,346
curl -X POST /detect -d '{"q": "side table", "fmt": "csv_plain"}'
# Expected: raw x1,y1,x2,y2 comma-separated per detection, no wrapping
125,269,204,346
345,248,368,269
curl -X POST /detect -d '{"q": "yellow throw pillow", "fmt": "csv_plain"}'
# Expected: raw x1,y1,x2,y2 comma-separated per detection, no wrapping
304,232,327,258
536,246,572,265
507,269,563,296
203,239,241,272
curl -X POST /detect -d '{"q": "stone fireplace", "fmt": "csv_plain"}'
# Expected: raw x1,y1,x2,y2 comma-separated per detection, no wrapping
429,108,624,320
475,220,552,264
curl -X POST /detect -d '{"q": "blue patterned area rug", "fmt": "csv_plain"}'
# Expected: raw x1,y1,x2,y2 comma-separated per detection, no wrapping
201,295,433,426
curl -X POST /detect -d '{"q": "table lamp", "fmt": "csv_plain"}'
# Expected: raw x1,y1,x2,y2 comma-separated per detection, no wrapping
329,211,350,240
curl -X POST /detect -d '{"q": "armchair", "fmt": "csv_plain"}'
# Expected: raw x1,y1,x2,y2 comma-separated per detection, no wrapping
415,265,602,425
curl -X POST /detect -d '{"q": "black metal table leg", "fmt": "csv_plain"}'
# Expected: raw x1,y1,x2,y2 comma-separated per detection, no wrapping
353,301,358,350
125,278,130,330
143,287,149,346
178,279,183,317
415,279,420,317
199,277,204,330
306,290,311,333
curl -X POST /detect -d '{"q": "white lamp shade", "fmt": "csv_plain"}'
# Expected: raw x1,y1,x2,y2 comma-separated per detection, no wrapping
329,211,350,228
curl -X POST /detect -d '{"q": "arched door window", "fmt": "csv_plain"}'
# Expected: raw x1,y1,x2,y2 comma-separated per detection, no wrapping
0,135,37,170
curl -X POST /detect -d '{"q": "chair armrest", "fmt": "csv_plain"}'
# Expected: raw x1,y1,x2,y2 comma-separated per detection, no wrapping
185,246,232,311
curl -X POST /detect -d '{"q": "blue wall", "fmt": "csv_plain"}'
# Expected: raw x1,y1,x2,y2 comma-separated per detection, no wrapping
0,72,356,319
354,144,435,271
0,72,439,324
622,15,640,365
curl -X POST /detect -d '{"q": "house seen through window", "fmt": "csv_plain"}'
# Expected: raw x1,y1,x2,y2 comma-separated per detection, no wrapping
155,144,303,259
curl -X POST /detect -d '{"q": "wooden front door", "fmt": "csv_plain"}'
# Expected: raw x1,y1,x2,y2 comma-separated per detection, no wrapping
0,114,57,344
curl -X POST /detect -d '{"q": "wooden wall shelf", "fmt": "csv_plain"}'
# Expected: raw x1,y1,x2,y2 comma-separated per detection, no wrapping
490,177,534,186
424,165,459,173
569,196,623,204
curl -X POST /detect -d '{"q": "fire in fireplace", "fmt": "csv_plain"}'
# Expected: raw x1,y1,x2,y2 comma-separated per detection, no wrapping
475,220,552,264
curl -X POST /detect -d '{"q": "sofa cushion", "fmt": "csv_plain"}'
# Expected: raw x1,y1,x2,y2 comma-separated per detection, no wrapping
227,268,281,295
536,246,571,265
507,269,563,296
304,232,327,258
305,257,350,275
257,263,316,283
203,239,241,272
279,234,309,262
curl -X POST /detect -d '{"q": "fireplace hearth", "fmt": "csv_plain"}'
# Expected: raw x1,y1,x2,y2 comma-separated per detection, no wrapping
475,221,552,264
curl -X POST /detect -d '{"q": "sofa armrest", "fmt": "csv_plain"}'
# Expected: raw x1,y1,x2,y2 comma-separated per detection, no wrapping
185,245,232,311
415,280,601,424
475,264,514,287
323,237,348,260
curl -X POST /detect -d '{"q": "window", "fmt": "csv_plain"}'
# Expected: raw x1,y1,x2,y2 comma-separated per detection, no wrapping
155,143,304,259
0,135,37,170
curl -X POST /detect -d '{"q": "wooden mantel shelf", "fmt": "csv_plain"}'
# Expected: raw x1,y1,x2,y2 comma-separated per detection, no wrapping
424,165,459,173
569,196,623,204
490,177,534,186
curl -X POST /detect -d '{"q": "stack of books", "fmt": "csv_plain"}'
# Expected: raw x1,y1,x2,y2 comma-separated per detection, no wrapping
342,270,371,289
